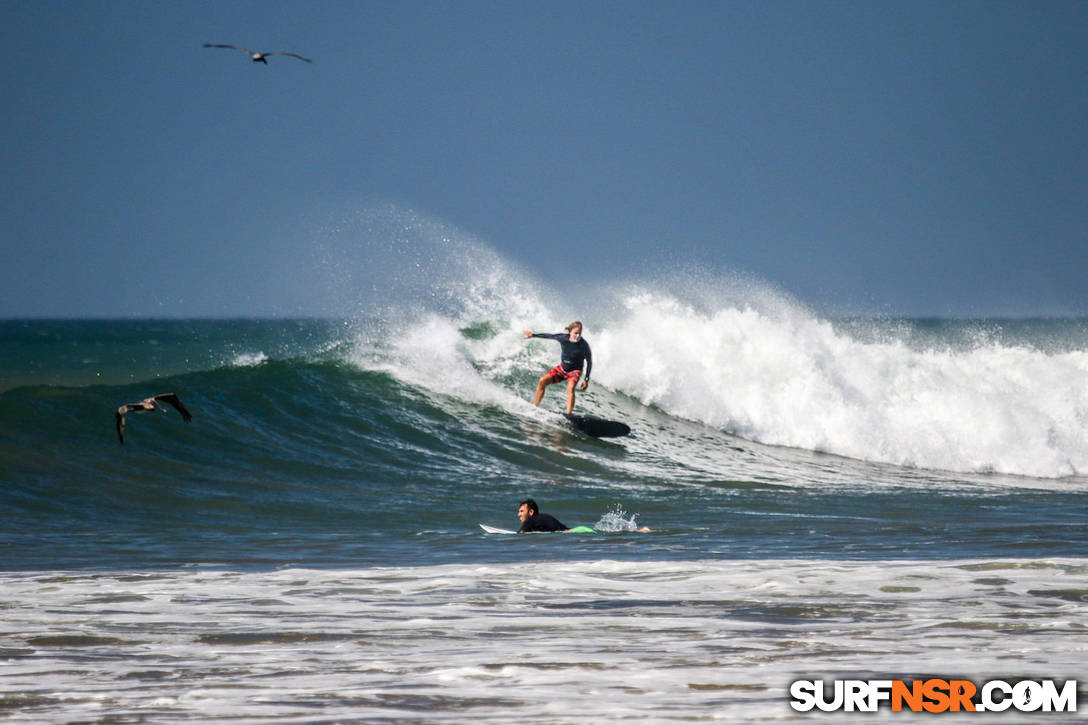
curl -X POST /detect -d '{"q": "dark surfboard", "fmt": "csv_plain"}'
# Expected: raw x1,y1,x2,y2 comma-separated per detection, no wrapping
563,413,630,438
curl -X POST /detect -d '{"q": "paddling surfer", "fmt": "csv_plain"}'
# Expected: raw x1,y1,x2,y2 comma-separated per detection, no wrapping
517,498,570,532
522,321,592,414
515,498,651,533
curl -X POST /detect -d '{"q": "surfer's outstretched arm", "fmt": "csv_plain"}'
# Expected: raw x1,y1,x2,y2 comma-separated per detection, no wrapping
524,331,568,341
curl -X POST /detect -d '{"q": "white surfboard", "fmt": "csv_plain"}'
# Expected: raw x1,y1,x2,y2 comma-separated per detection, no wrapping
479,523,517,534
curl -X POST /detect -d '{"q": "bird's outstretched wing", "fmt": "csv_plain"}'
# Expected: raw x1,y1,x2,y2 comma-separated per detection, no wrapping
263,51,313,63
203,43,254,54
115,409,127,444
153,393,193,422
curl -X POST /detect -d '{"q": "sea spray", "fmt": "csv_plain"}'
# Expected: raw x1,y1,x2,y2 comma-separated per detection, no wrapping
312,202,554,325
229,351,269,367
595,288,1088,477
348,314,537,416
594,505,649,532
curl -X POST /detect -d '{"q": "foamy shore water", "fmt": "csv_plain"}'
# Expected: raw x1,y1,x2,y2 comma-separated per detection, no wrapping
2,558,1084,722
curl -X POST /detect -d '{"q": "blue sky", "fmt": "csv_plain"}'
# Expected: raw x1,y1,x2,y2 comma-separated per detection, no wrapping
3,0,1086,318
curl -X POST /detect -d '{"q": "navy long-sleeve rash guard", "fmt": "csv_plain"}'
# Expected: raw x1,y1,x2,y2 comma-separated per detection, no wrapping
531,332,592,382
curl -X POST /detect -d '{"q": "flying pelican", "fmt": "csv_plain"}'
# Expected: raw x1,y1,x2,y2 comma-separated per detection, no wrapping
115,393,193,444
203,43,312,64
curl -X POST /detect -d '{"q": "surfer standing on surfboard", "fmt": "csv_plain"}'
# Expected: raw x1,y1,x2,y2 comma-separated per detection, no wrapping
522,321,592,414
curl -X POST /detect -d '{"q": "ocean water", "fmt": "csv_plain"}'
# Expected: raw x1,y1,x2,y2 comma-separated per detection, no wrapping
2,282,1087,720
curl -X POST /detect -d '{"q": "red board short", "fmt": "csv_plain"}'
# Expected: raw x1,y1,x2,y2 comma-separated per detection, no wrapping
546,364,581,383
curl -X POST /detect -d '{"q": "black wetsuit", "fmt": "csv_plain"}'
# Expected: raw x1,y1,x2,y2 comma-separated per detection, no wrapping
518,512,569,533
532,332,592,382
